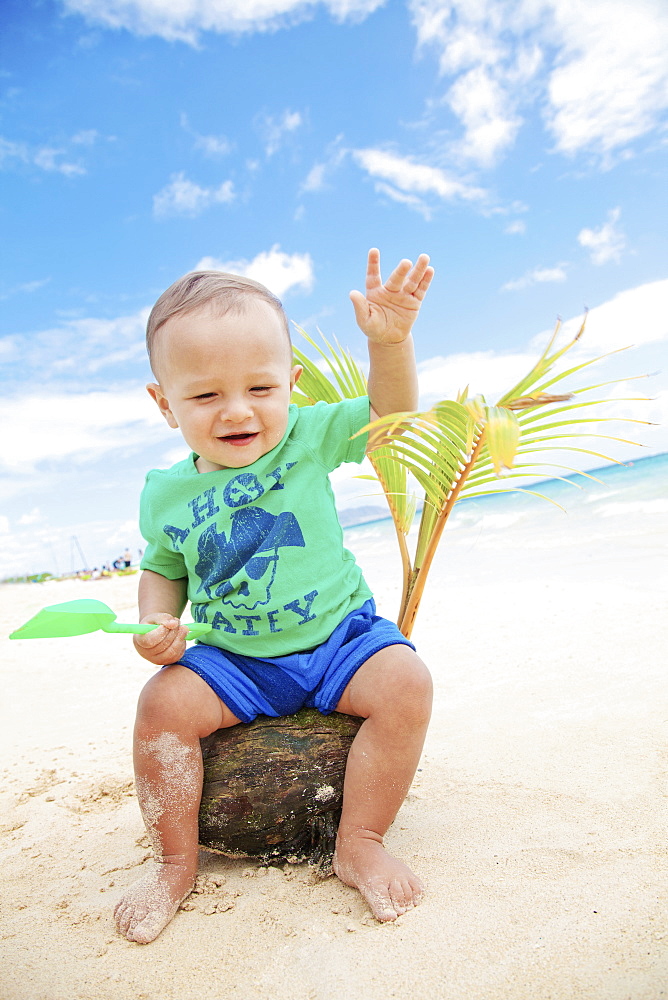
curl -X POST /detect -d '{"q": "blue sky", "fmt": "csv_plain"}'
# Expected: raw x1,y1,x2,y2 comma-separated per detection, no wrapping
1,0,667,577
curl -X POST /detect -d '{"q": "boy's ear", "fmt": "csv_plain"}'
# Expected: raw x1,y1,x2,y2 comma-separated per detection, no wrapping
290,364,303,389
146,382,179,429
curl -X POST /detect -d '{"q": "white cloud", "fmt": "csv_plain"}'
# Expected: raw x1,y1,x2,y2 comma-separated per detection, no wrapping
71,129,100,145
445,65,523,167
257,109,303,156
34,147,86,176
505,220,526,235
0,136,27,167
160,444,193,468
546,0,668,158
153,172,235,217
0,335,22,363
194,133,232,156
418,349,538,405
0,135,86,176
502,264,568,292
352,147,487,208
409,0,668,165
18,507,43,526
410,0,542,167
300,139,347,193
180,114,231,156
0,308,148,376
61,0,386,43
530,277,668,355
577,208,626,265
374,181,432,218
194,244,314,298
0,388,165,473
302,162,327,192
0,278,50,301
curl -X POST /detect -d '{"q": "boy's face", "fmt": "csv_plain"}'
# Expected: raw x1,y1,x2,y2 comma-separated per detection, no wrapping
147,300,302,474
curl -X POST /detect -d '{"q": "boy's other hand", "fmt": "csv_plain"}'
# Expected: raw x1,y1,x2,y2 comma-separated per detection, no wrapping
133,613,188,666
350,248,434,345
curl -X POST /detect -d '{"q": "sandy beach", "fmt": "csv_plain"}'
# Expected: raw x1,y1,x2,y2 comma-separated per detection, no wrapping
1,488,667,1000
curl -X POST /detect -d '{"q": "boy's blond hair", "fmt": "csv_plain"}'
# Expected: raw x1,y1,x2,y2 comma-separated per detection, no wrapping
146,270,290,375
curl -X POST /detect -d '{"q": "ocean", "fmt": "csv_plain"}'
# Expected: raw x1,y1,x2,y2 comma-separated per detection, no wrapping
343,452,668,594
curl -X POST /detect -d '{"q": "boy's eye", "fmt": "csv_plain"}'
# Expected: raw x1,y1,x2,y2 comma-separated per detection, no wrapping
251,386,272,393
194,392,216,400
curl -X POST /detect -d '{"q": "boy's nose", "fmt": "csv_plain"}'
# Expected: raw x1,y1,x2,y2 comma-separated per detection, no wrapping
221,397,253,423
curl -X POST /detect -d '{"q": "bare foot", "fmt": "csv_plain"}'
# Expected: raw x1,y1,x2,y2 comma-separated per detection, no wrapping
114,858,196,944
333,835,424,922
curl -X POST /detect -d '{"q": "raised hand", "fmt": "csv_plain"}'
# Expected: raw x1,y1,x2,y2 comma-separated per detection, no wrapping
350,248,434,345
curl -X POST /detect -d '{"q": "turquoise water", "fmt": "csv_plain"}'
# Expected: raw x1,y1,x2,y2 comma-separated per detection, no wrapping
460,450,668,511
344,452,668,569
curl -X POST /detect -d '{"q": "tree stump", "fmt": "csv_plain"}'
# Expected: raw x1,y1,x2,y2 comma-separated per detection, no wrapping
198,708,363,872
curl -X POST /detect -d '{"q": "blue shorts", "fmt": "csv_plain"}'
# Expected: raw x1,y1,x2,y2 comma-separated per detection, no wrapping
177,599,414,723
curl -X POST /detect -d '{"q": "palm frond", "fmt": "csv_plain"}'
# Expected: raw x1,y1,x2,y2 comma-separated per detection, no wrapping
293,324,647,639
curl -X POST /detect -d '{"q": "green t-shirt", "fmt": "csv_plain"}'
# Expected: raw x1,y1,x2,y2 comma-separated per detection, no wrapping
139,396,374,656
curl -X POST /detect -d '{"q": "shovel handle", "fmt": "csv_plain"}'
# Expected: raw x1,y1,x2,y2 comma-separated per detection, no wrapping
102,622,211,640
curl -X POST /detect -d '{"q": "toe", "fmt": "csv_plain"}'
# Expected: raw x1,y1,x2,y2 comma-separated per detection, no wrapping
118,900,149,939
365,882,398,922
128,916,153,945
388,877,410,915
114,902,132,936
409,875,425,905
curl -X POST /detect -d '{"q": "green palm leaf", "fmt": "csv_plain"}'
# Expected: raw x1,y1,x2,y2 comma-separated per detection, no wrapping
293,323,649,638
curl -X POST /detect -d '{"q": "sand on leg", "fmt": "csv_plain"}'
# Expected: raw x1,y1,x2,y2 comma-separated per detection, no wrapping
332,644,432,921
114,664,240,944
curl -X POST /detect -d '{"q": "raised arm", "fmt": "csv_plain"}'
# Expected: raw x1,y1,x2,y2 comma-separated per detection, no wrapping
350,248,433,426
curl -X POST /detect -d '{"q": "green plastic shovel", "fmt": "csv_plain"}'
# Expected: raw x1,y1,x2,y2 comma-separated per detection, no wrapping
9,598,211,641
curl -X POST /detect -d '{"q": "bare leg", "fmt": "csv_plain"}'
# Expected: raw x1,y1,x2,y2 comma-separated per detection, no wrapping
114,665,240,944
332,644,432,922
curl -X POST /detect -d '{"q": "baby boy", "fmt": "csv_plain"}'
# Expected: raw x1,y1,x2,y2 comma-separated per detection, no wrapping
114,249,434,943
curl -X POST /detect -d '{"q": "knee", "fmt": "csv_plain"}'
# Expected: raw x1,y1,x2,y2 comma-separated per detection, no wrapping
136,665,220,738
375,648,433,728
400,654,433,726
136,669,185,733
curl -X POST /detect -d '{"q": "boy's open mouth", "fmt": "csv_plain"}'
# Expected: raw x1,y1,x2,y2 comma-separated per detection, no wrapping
220,432,258,446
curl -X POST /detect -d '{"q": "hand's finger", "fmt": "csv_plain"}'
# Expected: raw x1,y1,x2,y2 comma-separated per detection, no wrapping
142,630,187,666
136,626,171,651
157,623,187,652
384,258,413,292
407,253,429,285
365,248,382,290
137,620,181,651
413,264,435,300
404,254,431,292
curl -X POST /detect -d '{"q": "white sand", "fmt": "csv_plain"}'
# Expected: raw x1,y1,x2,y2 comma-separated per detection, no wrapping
1,521,666,1000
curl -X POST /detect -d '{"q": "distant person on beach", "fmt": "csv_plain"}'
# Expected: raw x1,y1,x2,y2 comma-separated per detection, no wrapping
115,249,434,944
122,549,133,568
